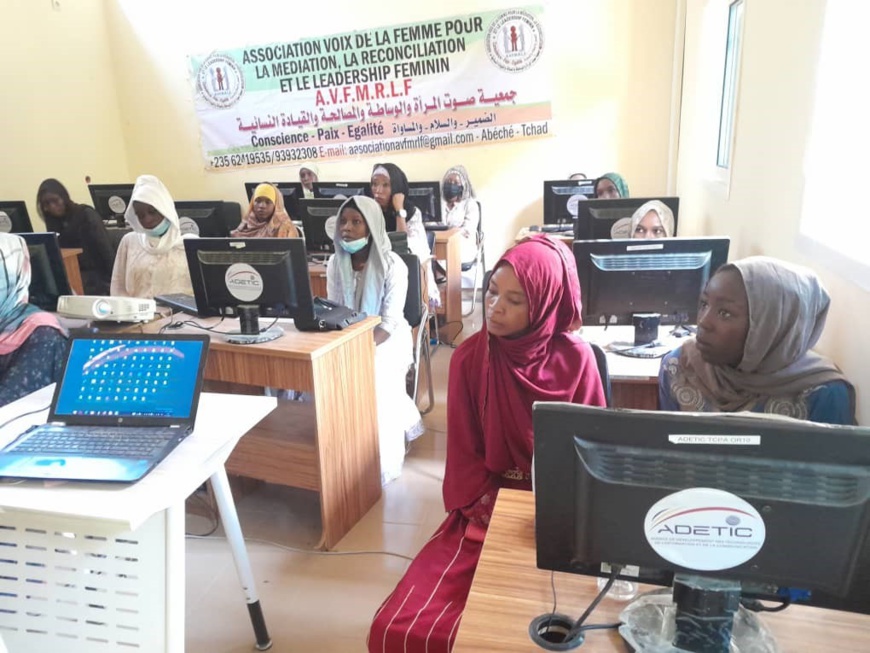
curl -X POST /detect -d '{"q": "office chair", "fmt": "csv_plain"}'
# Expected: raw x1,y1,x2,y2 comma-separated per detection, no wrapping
590,342,612,407
399,253,434,415
462,200,485,317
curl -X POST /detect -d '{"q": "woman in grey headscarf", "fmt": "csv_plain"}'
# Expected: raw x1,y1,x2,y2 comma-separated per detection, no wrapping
610,199,675,239
659,256,855,424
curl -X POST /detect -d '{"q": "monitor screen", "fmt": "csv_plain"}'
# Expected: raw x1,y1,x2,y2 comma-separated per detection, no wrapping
88,184,135,226
298,198,343,254
244,181,304,220
175,200,228,237
408,181,442,223
533,403,870,614
312,182,367,199
543,179,597,225
184,237,315,324
574,237,729,326
574,197,680,240
19,232,73,311
0,201,34,234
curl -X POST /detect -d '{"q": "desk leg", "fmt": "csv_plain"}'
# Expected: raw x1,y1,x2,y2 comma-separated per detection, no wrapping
210,467,273,651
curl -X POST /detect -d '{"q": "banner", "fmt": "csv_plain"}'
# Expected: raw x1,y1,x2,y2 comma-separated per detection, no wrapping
188,7,550,170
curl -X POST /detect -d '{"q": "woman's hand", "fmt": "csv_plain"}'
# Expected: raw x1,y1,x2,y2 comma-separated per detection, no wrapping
392,192,406,212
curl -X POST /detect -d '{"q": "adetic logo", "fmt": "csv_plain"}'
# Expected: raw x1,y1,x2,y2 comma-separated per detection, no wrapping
644,488,766,571
225,263,263,302
197,53,245,109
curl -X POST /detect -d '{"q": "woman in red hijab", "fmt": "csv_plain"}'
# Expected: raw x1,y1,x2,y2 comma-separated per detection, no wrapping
368,235,606,653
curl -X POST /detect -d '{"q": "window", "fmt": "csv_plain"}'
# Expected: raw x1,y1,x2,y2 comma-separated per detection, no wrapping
716,0,744,169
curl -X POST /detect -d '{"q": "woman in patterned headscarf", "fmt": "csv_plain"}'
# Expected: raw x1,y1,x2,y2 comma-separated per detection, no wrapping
659,256,855,424
593,171,630,199
0,233,67,408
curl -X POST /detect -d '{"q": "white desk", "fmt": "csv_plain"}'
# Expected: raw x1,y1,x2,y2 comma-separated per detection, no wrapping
0,386,276,653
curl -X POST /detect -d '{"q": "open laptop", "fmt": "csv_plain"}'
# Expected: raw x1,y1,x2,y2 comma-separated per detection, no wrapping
0,333,210,483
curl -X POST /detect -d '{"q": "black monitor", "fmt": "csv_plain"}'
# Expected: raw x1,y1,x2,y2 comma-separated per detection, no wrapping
407,181,442,223
175,200,228,237
298,198,343,255
574,197,680,240
543,179,597,226
533,403,870,649
0,201,34,233
184,237,319,340
88,184,135,227
312,182,367,199
19,232,73,311
243,181,304,219
574,237,729,328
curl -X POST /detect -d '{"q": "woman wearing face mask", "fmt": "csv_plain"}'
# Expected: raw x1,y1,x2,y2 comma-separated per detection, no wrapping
440,165,480,265
110,175,193,298
327,195,424,484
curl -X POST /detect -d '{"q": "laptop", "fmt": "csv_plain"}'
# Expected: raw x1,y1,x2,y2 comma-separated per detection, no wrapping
0,333,210,483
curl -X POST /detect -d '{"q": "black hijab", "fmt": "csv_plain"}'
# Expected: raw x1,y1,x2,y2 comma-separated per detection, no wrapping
368,163,415,231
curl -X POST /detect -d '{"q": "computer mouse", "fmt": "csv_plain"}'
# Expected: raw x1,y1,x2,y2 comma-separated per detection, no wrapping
529,225,541,232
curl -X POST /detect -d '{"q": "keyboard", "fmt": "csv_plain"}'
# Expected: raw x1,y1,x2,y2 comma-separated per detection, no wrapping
155,293,199,315
424,223,450,232
540,224,573,234
10,425,178,458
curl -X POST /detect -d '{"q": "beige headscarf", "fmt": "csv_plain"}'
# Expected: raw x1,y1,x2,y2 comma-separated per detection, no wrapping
676,256,853,413
610,200,675,239
124,175,184,255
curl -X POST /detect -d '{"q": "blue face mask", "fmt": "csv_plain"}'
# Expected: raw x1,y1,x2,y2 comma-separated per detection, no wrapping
147,219,171,238
339,237,369,254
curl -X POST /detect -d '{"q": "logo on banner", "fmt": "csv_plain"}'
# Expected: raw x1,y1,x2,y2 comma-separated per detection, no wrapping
197,53,245,108
485,10,544,73
644,488,766,571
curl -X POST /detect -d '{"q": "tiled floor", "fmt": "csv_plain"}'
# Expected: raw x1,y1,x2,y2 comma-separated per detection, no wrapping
185,298,484,652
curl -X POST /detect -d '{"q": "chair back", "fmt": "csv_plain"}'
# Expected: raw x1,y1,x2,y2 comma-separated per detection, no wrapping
399,253,424,328
589,343,612,407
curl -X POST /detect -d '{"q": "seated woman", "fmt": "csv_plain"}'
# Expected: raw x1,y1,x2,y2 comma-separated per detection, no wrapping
659,256,855,425
299,162,319,199
36,178,115,295
0,233,67,408
369,162,439,308
327,195,423,484
610,199,675,239
440,165,480,265
593,172,630,199
110,175,193,299
368,235,607,652
230,183,298,238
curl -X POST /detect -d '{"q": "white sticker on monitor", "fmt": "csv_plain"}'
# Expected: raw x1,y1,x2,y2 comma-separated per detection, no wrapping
178,217,200,236
565,193,588,218
324,215,337,240
108,195,127,214
644,488,765,571
669,435,761,446
0,213,11,233
626,243,665,251
225,263,263,302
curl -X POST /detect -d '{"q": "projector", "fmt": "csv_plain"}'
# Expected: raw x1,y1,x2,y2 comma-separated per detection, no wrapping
57,295,156,322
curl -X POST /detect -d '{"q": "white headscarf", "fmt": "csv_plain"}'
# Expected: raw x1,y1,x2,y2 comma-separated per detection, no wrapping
330,195,394,317
124,175,183,254
610,200,675,239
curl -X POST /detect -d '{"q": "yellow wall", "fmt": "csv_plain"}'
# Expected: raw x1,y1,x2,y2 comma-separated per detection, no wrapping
677,0,868,423
104,0,678,261
0,0,130,228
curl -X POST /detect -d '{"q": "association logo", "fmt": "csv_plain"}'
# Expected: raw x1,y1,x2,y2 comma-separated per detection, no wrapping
485,10,544,73
197,53,245,109
644,488,766,571
225,263,263,302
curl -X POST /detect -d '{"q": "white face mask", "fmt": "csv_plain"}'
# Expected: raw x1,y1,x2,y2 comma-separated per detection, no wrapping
339,237,369,254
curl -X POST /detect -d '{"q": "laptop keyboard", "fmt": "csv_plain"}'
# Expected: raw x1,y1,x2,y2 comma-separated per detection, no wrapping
10,426,179,458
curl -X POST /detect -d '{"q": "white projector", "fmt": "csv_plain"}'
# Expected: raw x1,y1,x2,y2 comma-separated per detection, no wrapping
57,295,156,322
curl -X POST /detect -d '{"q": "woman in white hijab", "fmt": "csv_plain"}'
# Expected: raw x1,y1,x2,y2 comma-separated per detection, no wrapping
327,195,424,484
610,199,675,239
110,175,193,298
299,162,320,199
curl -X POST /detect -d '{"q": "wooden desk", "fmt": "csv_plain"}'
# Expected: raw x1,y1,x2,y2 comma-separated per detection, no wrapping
454,490,870,652
146,315,381,550
60,247,84,295
433,228,462,344
309,262,328,297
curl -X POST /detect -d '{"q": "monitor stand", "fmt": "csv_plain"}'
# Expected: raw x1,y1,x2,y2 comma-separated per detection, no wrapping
222,305,284,345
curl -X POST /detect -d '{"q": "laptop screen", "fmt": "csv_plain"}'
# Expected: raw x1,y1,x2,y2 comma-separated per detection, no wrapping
54,337,207,419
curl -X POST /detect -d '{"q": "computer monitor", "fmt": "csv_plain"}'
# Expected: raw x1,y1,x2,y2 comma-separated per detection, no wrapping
543,179,597,226
0,201,34,233
184,237,318,340
533,403,870,648
298,198,343,255
19,232,73,311
573,197,680,240
312,182,367,199
407,181,442,223
574,237,730,329
243,181,304,220
88,184,135,227
174,200,228,237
